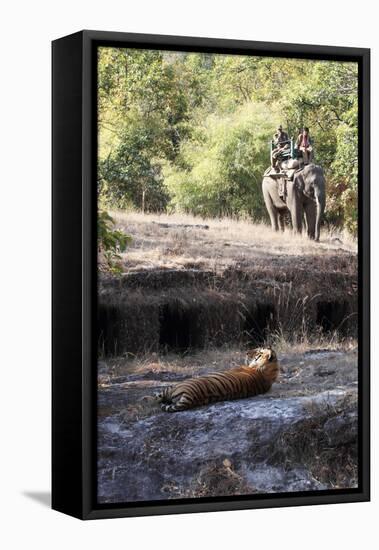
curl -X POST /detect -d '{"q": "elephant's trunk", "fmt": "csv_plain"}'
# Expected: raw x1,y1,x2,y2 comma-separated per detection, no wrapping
315,192,326,242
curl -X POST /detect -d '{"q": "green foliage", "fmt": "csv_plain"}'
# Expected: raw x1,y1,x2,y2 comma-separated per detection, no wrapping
98,117,170,212
98,48,358,234
97,48,199,211
98,211,131,273
164,103,274,219
277,60,358,232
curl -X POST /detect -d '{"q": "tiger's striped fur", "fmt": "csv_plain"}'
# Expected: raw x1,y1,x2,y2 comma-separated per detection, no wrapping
157,347,279,412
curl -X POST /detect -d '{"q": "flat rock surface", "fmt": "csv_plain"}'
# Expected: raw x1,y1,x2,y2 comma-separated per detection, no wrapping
97,349,358,503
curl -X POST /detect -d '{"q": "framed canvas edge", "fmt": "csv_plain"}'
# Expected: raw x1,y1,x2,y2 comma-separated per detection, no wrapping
82,29,370,57
53,30,370,520
52,31,85,519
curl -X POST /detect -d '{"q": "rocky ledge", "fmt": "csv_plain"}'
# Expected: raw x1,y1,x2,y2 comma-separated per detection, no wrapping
97,350,358,503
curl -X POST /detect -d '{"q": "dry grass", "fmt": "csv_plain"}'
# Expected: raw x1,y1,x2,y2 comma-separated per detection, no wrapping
263,330,357,355
98,209,357,358
162,458,256,499
265,398,358,489
110,210,357,273
101,340,357,381
101,347,247,380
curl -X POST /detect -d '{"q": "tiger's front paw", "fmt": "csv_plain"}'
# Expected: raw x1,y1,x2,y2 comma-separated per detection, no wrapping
161,404,177,412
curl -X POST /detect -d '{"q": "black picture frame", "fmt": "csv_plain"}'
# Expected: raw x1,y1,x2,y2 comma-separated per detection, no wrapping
52,30,370,520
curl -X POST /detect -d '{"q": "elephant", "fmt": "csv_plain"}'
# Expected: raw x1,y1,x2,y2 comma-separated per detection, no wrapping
262,163,326,241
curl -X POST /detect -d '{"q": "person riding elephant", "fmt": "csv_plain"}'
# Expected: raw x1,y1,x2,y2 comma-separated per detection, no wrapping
296,127,313,165
271,125,290,170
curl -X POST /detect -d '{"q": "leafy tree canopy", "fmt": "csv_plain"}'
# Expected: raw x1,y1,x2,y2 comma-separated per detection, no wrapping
98,47,358,233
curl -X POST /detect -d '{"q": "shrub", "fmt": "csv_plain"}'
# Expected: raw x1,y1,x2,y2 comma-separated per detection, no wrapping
98,211,131,273
164,103,275,220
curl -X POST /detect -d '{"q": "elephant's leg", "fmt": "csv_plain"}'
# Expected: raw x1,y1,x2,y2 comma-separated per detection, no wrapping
285,209,293,230
287,184,302,234
278,212,286,232
304,201,316,240
271,212,279,232
293,208,303,234
263,183,279,231
303,212,308,235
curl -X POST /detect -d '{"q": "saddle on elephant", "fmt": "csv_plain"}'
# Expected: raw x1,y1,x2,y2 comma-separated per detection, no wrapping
263,158,306,199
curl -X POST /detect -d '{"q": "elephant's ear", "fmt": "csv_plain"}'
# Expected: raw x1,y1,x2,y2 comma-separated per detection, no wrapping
294,172,305,191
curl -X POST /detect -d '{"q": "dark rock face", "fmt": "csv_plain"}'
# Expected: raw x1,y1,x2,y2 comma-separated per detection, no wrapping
98,265,358,356
97,350,358,503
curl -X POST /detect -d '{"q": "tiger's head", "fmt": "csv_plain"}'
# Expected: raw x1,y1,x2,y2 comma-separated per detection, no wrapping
245,347,276,366
245,347,279,383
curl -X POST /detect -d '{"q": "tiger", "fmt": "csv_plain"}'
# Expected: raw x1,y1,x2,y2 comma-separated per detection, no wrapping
157,347,279,412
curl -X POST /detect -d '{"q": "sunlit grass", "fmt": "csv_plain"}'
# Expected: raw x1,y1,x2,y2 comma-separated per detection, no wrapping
108,209,357,273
